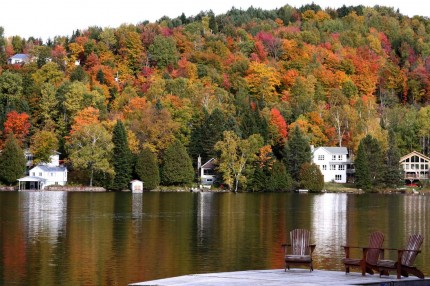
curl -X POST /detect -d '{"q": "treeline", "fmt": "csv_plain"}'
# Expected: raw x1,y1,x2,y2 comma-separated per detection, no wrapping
0,3,429,191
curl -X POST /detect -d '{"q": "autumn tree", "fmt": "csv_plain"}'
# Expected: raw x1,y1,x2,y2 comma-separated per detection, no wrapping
0,71,23,124
148,35,179,69
111,120,132,191
39,83,59,129
30,130,59,165
0,134,26,185
67,123,113,187
135,147,160,190
214,131,264,192
3,111,31,145
160,140,194,186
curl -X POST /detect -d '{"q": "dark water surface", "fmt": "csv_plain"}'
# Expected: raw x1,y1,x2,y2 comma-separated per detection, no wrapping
0,191,429,285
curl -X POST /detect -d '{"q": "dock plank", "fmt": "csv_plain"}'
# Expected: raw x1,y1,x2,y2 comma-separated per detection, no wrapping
130,269,428,286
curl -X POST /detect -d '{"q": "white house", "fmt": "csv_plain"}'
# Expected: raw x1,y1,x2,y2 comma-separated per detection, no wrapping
312,146,353,183
198,157,216,185
7,54,30,65
17,152,67,190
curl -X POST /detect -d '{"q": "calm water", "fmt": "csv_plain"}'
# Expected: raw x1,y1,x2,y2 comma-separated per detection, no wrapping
0,191,429,285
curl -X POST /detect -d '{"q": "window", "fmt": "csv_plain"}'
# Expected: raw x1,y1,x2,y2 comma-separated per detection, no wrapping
39,172,42,176
332,155,336,160
338,165,345,170
50,172,54,177
338,155,342,160
330,165,336,170
318,155,324,160
322,165,327,170
31,172,35,176
335,175,342,181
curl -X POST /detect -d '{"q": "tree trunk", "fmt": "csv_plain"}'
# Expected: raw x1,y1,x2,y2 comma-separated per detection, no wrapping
90,166,94,187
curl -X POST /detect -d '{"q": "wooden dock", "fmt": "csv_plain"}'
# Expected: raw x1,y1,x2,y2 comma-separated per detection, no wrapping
130,269,428,285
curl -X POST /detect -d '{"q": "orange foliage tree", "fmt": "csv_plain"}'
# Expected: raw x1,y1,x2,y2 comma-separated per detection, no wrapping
3,111,30,145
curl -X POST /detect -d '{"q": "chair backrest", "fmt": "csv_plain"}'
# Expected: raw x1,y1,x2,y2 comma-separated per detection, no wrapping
366,231,384,264
401,234,423,266
290,229,310,255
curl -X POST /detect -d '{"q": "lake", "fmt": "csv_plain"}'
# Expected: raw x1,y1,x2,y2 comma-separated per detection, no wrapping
0,191,429,285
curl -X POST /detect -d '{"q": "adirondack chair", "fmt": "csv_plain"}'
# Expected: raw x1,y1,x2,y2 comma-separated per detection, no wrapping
377,234,424,279
282,229,316,271
342,231,384,275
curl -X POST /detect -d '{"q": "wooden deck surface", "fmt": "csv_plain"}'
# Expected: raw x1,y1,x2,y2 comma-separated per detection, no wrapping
130,269,428,285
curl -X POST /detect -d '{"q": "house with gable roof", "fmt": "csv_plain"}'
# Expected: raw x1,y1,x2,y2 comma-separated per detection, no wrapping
17,152,67,190
8,54,31,65
197,156,217,186
399,151,430,183
312,146,354,183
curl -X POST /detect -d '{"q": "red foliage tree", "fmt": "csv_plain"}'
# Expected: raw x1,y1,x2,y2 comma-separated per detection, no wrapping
3,111,31,145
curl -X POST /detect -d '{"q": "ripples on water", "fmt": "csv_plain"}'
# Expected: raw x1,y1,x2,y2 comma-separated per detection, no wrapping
0,191,429,285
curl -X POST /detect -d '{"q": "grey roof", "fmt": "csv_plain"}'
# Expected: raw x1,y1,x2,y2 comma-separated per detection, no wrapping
316,147,348,155
10,53,29,59
31,165,67,172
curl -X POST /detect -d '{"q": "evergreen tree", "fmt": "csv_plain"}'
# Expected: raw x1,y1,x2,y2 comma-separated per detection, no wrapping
383,129,402,188
267,160,292,191
299,162,324,192
355,134,383,190
161,140,194,186
283,126,311,182
189,108,232,164
0,134,26,185
135,147,160,190
111,120,132,191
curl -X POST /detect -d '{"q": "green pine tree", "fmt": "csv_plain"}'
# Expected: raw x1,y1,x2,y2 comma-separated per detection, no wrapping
383,129,402,188
161,140,194,186
135,147,160,190
267,160,292,191
0,134,26,185
299,162,324,192
283,126,311,182
111,120,132,191
355,134,383,190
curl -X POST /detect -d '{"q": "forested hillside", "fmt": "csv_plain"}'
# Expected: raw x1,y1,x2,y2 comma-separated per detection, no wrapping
0,4,429,191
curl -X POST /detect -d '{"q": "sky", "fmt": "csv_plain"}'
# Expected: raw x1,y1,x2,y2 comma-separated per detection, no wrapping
2,0,430,41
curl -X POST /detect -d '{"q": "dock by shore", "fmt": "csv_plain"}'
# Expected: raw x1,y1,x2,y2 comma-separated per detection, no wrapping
130,269,428,286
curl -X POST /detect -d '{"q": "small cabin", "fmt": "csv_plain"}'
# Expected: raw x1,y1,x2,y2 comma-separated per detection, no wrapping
199,158,216,185
130,180,143,193
8,54,30,65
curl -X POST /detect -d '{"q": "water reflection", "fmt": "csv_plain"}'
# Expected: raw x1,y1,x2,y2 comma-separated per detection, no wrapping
0,192,429,285
312,193,347,268
24,191,67,244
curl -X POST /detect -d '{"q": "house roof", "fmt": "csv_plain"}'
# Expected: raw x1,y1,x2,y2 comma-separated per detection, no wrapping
314,147,348,155
31,165,67,172
201,158,216,169
399,151,430,163
10,54,29,59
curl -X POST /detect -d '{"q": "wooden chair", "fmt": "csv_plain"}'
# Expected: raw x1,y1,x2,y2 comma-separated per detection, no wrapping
342,231,384,275
282,229,316,271
377,234,424,279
